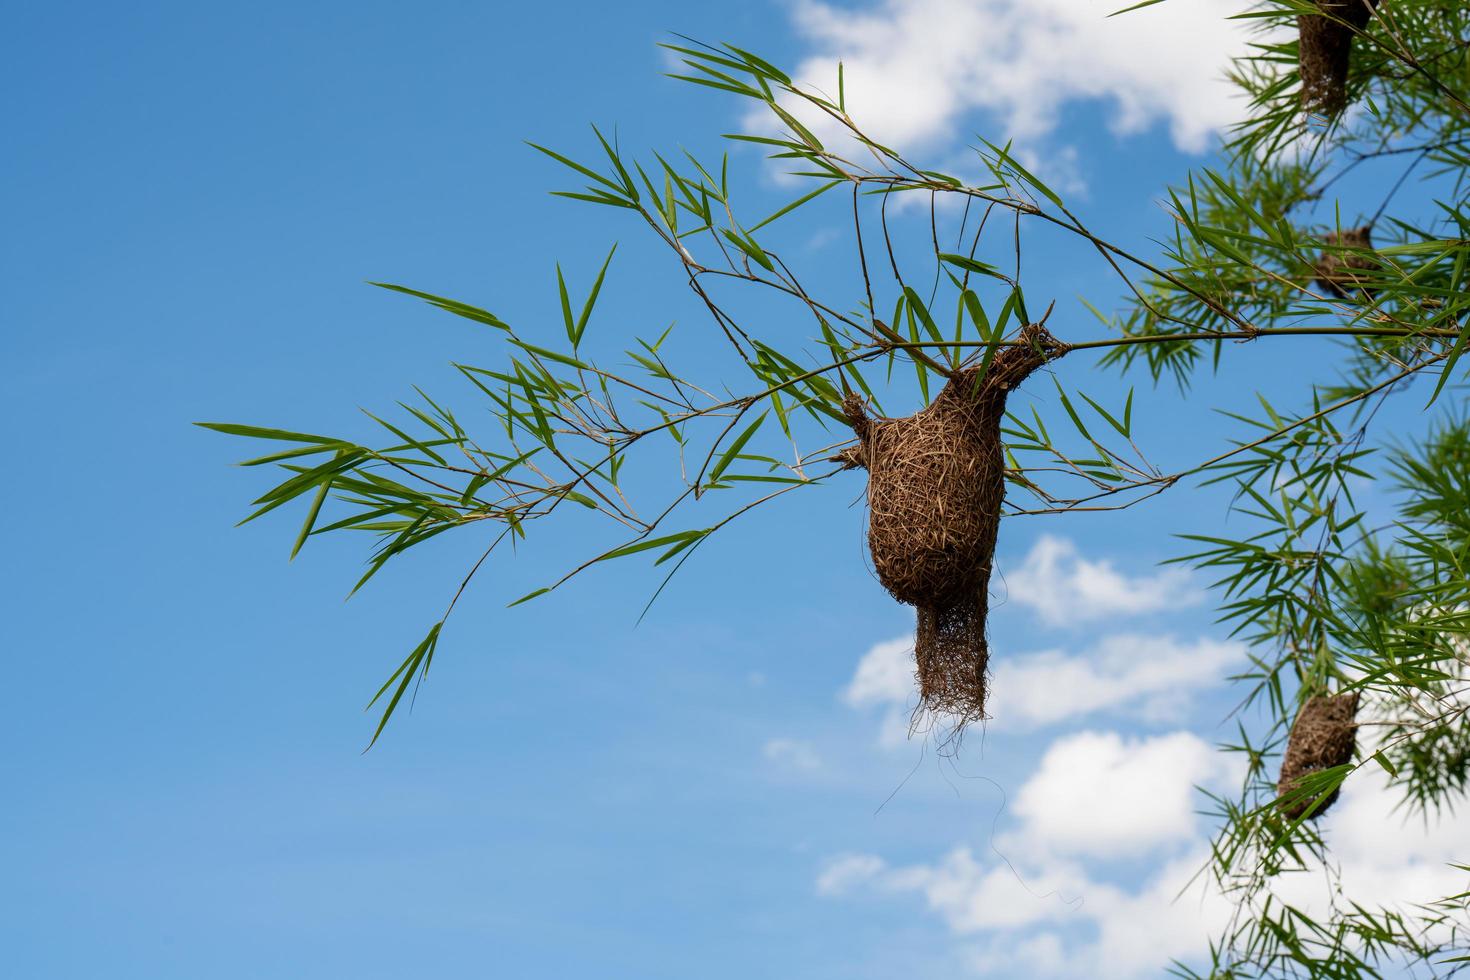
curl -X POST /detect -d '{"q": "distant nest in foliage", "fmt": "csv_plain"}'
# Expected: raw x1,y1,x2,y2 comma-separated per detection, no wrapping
1314,224,1379,299
841,324,1068,734
1277,691,1360,820
1299,0,1379,116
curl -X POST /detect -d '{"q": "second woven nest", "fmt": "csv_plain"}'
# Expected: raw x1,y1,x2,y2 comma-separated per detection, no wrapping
843,324,1067,729
1314,224,1379,299
1277,691,1360,820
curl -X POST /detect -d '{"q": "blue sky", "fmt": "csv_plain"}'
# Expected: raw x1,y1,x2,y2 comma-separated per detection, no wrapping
4,2,1464,977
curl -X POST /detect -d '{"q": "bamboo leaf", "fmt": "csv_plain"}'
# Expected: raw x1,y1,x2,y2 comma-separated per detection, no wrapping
364,621,443,749
709,411,768,484
938,253,1009,281
748,180,841,233
574,243,617,348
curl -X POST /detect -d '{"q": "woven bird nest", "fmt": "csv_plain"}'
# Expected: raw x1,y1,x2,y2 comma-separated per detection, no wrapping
1299,0,1378,116
1277,691,1360,820
841,324,1067,728
1314,224,1379,299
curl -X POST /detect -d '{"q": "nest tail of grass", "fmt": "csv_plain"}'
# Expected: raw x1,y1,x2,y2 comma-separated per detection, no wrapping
843,323,1067,730
1277,691,1360,820
1314,224,1379,299
1299,0,1377,116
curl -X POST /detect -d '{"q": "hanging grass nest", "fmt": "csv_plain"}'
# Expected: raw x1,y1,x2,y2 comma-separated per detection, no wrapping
1299,0,1378,116
840,323,1067,728
1314,224,1379,299
1277,691,1360,820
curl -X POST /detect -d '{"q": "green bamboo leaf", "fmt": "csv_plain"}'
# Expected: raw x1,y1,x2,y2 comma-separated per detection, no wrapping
363,410,448,466
574,243,617,348
657,43,751,76
251,449,368,509
370,283,511,330
548,190,638,210
769,103,823,151
902,287,945,344
983,139,1065,210
510,338,590,371
1077,390,1131,438
938,253,1008,281
234,441,353,467
602,529,708,561
722,133,806,151
508,587,551,607
962,290,1002,382
364,621,443,749
588,129,635,199
748,180,842,233
724,44,792,85
556,264,575,346
722,229,776,272
196,422,348,446
654,530,709,565
667,73,763,99
290,473,334,560
1427,318,1470,407
562,490,600,509
709,411,768,484
526,141,624,193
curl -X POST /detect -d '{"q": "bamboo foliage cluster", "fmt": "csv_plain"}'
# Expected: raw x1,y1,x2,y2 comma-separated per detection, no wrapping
207,1,1469,972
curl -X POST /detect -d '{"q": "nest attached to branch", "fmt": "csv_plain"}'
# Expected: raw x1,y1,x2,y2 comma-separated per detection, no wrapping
1299,0,1378,116
1276,691,1360,820
841,324,1067,729
1314,224,1379,299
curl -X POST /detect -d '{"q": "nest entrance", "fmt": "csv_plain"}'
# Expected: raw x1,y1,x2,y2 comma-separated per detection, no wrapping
1299,0,1377,116
1314,224,1378,299
843,324,1067,729
1277,691,1360,820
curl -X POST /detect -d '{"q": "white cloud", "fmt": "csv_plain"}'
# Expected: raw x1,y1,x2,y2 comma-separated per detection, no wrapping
959,850,1236,979
887,846,1090,931
1002,534,1200,625
843,630,1243,732
1077,850,1236,979
1009,730,1237,858
816,723,1469,978
843,636,916,708
990,632,1245,730
815,726,1236,976
820,846,1089,928
816,853,887,895
772,0,1255,155
763,737,823,771
820,840,1231,978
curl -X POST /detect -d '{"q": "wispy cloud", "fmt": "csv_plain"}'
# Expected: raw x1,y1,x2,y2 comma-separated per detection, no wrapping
818,846,1229,978
763,737,823,771
767,0,1254,155
1002,534,1200,626
816,724,1468,977
816,853,887,896
990,633,1244,730
842,630,1241,734
842,637,917,709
